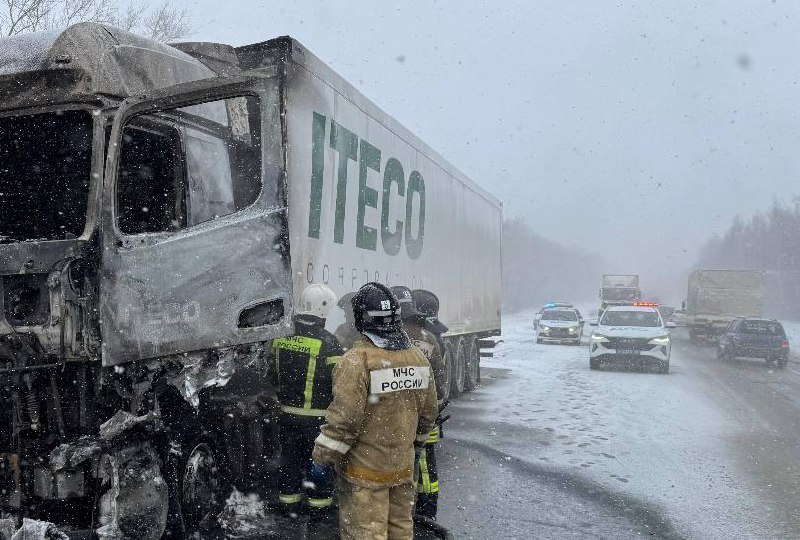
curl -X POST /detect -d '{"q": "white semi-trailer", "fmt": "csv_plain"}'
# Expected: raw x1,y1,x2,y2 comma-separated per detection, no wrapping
0,25,500,538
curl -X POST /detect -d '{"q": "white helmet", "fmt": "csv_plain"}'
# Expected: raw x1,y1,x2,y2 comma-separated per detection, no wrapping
297,284,337,319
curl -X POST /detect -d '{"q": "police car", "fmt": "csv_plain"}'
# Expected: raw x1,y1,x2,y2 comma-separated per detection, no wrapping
533,302,574,329
589,303,676,373
536,307,584,345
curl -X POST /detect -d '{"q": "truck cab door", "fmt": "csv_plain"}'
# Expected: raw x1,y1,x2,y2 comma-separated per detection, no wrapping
99,75,293,366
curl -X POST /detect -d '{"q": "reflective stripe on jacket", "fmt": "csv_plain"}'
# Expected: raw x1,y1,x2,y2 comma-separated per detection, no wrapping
272,315,344,424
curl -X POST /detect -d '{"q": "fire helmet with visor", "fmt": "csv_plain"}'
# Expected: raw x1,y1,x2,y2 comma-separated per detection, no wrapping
297,284,337,320
351,282,411,350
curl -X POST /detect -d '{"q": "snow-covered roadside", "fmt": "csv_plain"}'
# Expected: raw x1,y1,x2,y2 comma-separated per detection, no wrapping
460,308,780,539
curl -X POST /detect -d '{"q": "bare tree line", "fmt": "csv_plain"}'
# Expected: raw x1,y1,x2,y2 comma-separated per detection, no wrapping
503,217,606,312
698,199,800,317
0,0,190,41
698,200,800,272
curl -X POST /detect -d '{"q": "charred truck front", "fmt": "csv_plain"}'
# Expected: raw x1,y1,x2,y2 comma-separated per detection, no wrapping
0,24,295,538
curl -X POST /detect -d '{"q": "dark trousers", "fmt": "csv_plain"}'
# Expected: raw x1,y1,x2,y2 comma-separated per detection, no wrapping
278,422,333,508
415,443,439,519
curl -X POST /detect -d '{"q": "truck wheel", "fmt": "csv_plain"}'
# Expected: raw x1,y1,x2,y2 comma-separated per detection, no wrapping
465,338,479,391
450,339,467,397
440,344,453,402
181,442,226,532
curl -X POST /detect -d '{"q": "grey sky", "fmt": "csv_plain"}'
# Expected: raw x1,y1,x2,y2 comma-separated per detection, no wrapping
173,0,800,285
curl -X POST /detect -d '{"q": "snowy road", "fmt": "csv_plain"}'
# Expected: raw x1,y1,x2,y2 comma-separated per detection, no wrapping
437,310,800,539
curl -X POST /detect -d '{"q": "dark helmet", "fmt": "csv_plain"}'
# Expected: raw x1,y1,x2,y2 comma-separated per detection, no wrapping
351,282,411,350
390,286,419,319
337,292,356,319
412,289,449,335
337,292,355,310
411,289,439,317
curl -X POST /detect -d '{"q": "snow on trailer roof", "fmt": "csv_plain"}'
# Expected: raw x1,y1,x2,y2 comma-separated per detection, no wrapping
0,22,214,100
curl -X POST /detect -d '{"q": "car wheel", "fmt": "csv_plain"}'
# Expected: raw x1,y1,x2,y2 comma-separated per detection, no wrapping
589,358,600,370
778,358,788,369
659,361,670,374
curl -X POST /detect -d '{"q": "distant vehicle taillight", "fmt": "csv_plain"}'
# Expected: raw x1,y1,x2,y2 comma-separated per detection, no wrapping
781,340,789,349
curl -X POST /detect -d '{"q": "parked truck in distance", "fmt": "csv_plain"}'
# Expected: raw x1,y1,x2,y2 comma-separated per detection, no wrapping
598,274,642,318
684,269,765,341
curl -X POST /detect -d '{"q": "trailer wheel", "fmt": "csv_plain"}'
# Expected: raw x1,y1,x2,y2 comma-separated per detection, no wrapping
465,338,479,391
440,343,453,402
450,339,467,396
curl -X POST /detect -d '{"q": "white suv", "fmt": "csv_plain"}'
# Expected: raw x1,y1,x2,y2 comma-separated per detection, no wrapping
589,305,675,373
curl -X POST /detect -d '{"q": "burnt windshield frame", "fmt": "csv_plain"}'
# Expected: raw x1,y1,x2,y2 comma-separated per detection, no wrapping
0,105,101,242
113,92,267,237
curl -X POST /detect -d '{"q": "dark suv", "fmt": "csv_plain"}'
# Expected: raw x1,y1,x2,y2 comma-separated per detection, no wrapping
717,318,789,368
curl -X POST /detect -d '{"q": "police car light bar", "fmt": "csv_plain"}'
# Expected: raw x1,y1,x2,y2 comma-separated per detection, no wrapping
632,302,660,307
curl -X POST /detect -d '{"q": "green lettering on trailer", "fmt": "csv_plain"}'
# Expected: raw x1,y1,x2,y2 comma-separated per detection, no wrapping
357,139,380,250
330,120,358,244
381,158,405,256
308,112,326,239
309,113,427,259
406,171,426,259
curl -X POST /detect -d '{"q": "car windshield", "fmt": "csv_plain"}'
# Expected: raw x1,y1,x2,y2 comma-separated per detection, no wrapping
739,321,785,336
0,110,93,242
601,310,661,327
542,309,577,321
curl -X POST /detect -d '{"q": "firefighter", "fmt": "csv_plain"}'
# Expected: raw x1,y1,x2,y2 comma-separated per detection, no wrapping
312,282,438,539
271,284,343,516
333,292,361,351
412,289,449,355
393,286,447,520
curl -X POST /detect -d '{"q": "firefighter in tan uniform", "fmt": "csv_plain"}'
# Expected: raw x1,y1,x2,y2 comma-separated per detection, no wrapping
312,282,438,539
392,286,447,520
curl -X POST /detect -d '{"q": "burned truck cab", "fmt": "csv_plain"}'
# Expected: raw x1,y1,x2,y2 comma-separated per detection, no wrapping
0,23,294,536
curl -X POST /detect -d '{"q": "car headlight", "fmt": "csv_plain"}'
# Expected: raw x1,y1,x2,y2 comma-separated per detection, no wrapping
590,333,609,343
541,326,551,333
648,335,671,345
568,326,579,333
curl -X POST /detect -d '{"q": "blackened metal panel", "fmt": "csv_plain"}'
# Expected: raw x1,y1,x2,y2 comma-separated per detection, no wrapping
99,76,293,366
99,209,292,365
